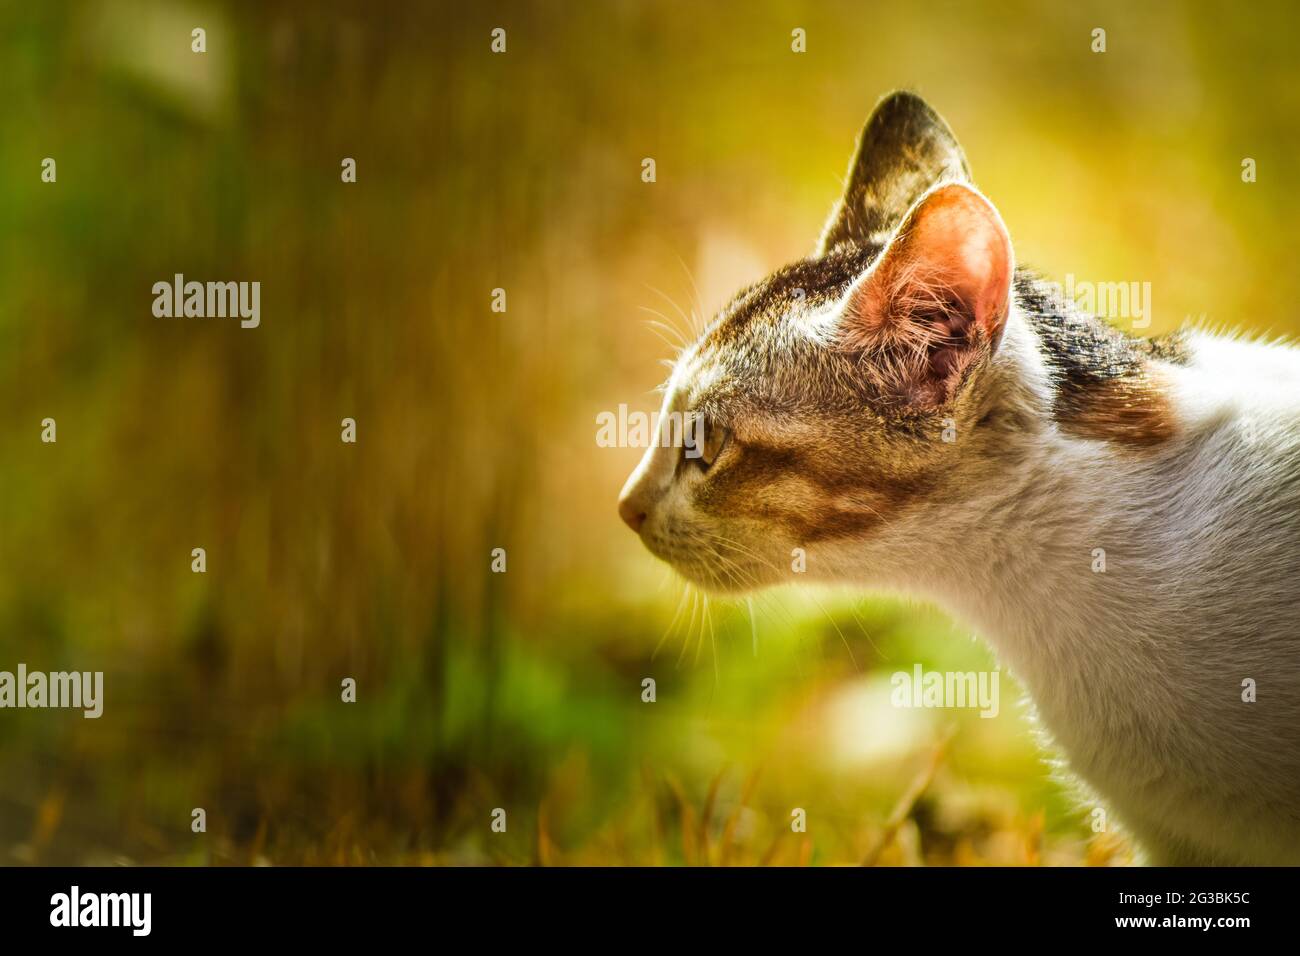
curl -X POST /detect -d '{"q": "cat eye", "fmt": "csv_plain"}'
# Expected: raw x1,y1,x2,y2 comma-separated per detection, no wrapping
687,420,731,470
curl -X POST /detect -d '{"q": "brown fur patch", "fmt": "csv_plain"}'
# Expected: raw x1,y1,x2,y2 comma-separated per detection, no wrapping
691,434,936,544
1016,273,1180,448
1054,364,1178,447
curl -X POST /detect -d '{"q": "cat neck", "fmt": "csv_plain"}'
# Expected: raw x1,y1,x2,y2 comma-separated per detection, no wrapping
844,299,1226,683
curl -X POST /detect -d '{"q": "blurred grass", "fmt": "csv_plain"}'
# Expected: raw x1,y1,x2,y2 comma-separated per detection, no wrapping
3,0,1297,864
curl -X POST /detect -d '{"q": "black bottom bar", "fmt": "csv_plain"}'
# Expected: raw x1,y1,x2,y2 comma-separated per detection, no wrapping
0,865,1284,941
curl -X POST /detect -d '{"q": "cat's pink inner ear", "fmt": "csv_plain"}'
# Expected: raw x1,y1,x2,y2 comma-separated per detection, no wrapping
849,183,1013,353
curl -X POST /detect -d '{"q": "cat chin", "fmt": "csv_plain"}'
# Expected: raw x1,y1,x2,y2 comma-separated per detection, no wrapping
669,561,770,595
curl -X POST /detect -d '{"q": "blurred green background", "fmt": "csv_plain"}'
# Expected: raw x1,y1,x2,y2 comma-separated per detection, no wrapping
1,0,1296,865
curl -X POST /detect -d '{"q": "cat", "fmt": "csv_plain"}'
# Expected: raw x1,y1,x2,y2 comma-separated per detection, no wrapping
617,91,1300,866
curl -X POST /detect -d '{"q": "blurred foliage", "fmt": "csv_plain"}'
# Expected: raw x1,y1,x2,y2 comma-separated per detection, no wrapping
3,0,1297,865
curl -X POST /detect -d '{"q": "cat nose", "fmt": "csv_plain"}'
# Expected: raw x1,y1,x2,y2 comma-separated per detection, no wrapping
618,494,647,534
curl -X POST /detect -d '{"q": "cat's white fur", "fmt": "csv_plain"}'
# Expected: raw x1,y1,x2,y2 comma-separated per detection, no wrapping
810,311,1300,865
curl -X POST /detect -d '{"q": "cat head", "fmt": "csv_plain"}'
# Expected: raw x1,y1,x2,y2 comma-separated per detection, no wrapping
618,92,1020,592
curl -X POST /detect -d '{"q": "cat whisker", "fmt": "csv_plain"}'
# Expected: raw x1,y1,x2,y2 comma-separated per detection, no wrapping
642,285,696,344
642,322,687,355
637,307,690,352
746,596,758,657
694,593,710,670
646,283,703,343
698,530,864,669
676,586,701,669
653,582,694,662
672,252,710,337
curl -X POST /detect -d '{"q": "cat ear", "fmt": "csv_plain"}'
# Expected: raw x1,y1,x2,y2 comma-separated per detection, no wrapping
838,182,1013,408
818,91,972,255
